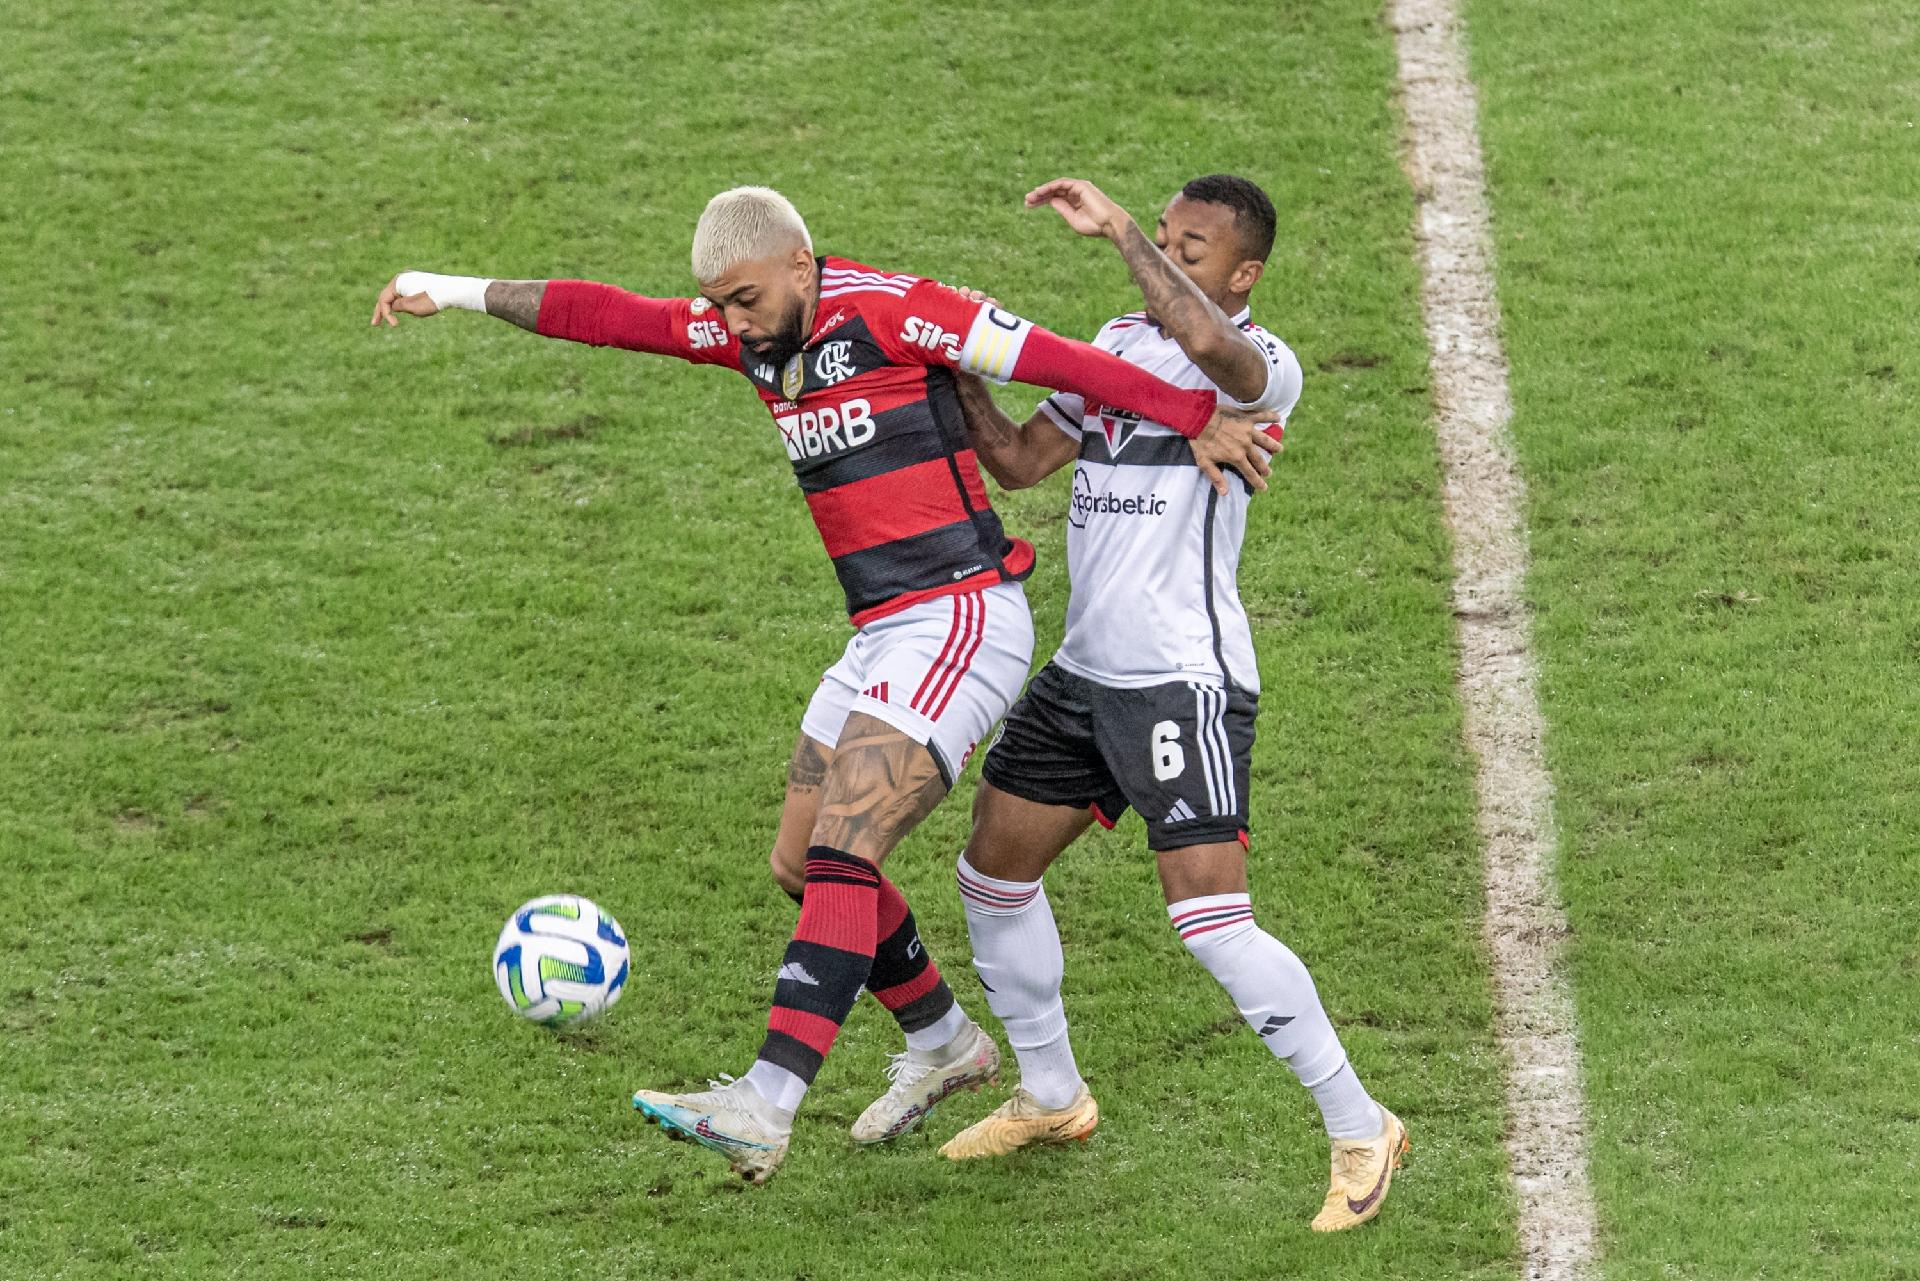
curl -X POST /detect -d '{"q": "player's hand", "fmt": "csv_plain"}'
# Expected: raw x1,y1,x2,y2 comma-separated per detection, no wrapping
370,274,441,327
1025,178,1127,240
1190,407,1285,497
946,284,1000,308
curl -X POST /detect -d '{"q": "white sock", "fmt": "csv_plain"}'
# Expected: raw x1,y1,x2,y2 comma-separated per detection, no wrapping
741,1061,804,1125
957,855,1084,1110
905,1002,970,1056
1169,893,1382,1140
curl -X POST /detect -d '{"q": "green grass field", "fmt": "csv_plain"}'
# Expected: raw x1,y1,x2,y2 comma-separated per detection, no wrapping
5,0,1912,1277
1471,0,1920,1274
4,2,1507,1278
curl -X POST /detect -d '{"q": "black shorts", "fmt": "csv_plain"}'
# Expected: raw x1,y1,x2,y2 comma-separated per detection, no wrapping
981,661,1257,850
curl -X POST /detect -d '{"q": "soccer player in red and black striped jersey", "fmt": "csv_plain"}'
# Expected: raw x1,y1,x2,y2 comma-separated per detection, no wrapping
371,186,1277,1183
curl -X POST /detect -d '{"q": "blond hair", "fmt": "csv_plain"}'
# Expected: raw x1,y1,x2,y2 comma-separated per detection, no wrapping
690,186,812,282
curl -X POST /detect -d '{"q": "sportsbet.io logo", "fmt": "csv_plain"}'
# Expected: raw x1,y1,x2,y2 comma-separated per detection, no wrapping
1068,468,1167,529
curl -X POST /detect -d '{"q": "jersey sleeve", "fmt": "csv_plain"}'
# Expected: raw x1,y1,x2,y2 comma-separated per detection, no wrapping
875,280,1217,437
1230,328,1305,418
1037,391,1085,439
534,281,740,367
1034,318,1129,439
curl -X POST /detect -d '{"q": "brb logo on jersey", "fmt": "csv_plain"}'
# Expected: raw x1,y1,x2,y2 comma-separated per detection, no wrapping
1069,467,1167,529
777,397,875,461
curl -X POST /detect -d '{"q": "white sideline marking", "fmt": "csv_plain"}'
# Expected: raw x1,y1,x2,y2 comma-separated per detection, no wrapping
1389,2,1601,1276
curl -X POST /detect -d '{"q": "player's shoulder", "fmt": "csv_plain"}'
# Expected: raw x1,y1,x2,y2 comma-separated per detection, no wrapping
1237,318,1299,365
1094,310,1153,347
819,255,923,303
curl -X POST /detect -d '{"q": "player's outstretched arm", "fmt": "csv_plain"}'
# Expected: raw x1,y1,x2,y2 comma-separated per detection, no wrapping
1027,178,1270,405
952,372,1078,490
372,272,736,364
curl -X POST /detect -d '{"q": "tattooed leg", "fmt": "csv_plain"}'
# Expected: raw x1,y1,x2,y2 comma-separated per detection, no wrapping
769,734,833,896
810,713,949,868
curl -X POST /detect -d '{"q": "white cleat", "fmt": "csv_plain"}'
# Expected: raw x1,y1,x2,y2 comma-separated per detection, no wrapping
851,1020,1001,1144
632,1076,792,1185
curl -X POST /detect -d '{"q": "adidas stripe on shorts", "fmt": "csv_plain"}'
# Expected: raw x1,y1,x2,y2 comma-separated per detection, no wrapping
802,582,1035,786
981,660,1256,850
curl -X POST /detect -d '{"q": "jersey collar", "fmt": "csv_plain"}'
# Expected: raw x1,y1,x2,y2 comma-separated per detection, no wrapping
1150,304,1253,336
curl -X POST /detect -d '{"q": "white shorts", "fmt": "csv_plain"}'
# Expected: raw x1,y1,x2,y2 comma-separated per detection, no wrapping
801,583,1035,785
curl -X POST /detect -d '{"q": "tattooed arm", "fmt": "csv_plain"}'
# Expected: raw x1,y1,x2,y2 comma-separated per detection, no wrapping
372,274,737,367
1024,178,1270,405
481,279,546,331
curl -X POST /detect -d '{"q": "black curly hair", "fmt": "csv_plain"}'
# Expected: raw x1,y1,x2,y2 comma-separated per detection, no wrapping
1178,174,1276,263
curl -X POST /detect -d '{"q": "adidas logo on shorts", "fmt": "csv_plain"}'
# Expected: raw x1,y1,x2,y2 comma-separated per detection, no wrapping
1164,798,1198,824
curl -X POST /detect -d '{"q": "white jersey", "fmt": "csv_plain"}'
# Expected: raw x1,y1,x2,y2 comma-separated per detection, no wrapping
1037,308,1302,695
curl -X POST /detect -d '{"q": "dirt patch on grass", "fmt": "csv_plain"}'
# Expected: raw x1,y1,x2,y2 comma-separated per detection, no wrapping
488,414,608,448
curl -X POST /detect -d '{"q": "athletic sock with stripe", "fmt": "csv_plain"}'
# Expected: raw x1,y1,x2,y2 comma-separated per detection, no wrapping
780,877,965,1053
744,847,880,1118
1168,892,1382,1140
868,875,967,1052
956,854,1084,1109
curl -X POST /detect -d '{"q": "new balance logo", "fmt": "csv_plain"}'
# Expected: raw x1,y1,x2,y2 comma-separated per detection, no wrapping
1164,798,1198,824
777,961,821,987
1257,1014,1295,1037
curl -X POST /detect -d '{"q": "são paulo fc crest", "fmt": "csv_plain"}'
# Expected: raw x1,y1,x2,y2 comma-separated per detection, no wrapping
1094,404,1145,454
781,354,807,400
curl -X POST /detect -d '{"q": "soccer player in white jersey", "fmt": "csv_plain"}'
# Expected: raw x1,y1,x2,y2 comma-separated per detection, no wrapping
939,175,1408,1231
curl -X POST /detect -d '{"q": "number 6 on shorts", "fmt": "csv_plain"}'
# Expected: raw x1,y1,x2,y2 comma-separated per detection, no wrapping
1151,720,1185,782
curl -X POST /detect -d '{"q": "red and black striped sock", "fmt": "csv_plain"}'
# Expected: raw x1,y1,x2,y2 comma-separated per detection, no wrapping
754,846,880,1091
867,875,957,1036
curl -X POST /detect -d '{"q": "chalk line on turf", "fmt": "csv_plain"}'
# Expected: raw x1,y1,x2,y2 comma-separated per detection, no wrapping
1389,1,1601,1276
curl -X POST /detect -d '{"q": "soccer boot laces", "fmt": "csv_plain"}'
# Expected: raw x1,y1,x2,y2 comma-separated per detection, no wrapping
851,1020,1000,1144
1310,1106,1409,1231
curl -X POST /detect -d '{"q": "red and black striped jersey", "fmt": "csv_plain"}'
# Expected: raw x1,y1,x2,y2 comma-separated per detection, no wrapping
535,255,1220,626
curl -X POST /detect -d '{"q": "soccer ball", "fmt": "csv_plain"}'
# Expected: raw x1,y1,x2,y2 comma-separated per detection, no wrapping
492,894,629,1027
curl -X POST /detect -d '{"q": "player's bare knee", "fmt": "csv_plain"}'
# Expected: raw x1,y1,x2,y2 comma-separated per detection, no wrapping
1156,839,1251,904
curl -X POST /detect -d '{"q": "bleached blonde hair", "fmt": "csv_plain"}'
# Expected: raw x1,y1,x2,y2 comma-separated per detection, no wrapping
690,186,812,282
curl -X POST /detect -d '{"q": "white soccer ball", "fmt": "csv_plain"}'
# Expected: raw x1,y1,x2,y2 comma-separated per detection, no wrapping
492,894,630,1027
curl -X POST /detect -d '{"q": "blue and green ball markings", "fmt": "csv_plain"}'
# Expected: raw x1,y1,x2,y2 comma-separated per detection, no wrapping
492,895,631,1027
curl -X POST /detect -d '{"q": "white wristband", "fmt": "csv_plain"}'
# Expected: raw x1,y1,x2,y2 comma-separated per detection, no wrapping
394,271,494,312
